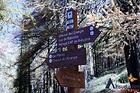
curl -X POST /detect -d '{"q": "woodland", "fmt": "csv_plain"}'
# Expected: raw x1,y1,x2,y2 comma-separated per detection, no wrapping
0,0,140,93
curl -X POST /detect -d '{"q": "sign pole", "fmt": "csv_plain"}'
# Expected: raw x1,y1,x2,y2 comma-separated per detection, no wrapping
48,7,101,92
66,8,80,93
68,67,80,93
68,87,80,93
50,7,101,92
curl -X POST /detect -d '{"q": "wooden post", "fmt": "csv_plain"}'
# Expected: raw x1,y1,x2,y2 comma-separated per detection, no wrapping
68,87,80,93
66,8,80,93
124,39,140,90
67,66,80,93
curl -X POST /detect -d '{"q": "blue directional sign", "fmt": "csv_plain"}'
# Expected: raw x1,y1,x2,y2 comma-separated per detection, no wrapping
47,48,86,68
57,25,101,47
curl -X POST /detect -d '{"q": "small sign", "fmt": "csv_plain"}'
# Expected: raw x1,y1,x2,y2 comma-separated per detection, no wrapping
47,48,86,68
57,25,101,47
66,8,78,31
56,68,85,88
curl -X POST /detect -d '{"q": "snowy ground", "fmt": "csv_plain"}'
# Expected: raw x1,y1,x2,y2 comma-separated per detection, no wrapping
81,69,130,93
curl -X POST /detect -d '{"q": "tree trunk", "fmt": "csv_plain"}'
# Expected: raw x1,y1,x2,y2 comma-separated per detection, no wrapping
124,40,140,90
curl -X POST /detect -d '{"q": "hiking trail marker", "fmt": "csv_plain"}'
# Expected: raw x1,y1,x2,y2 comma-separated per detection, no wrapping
47,48,86,68
56,68,85,88
47,8,101,93
57,25,101,47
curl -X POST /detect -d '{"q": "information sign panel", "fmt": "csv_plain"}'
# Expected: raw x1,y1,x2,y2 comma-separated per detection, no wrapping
56,68,85,88
57,25,101,47
47,48,86,68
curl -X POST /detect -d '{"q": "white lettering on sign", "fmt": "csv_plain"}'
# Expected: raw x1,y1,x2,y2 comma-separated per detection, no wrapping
58,37,91,46
49,53,65,59
59,33,68,38
49,56,78,63
48,48,86,68
67,35,79,41
58,29,84,38
57,25,101,47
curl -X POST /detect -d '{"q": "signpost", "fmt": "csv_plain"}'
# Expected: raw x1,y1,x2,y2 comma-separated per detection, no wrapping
47,8,101,93
65,8,80,93
57,25,101,47
47,48,86,68
56,68,85,88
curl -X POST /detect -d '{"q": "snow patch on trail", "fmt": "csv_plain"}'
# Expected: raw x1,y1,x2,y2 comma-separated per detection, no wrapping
82,69,130,93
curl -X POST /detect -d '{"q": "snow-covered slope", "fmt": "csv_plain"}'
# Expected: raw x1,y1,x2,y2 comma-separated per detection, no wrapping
81,69,130,93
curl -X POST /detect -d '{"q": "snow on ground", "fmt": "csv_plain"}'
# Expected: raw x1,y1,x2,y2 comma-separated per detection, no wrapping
81,69,130,93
